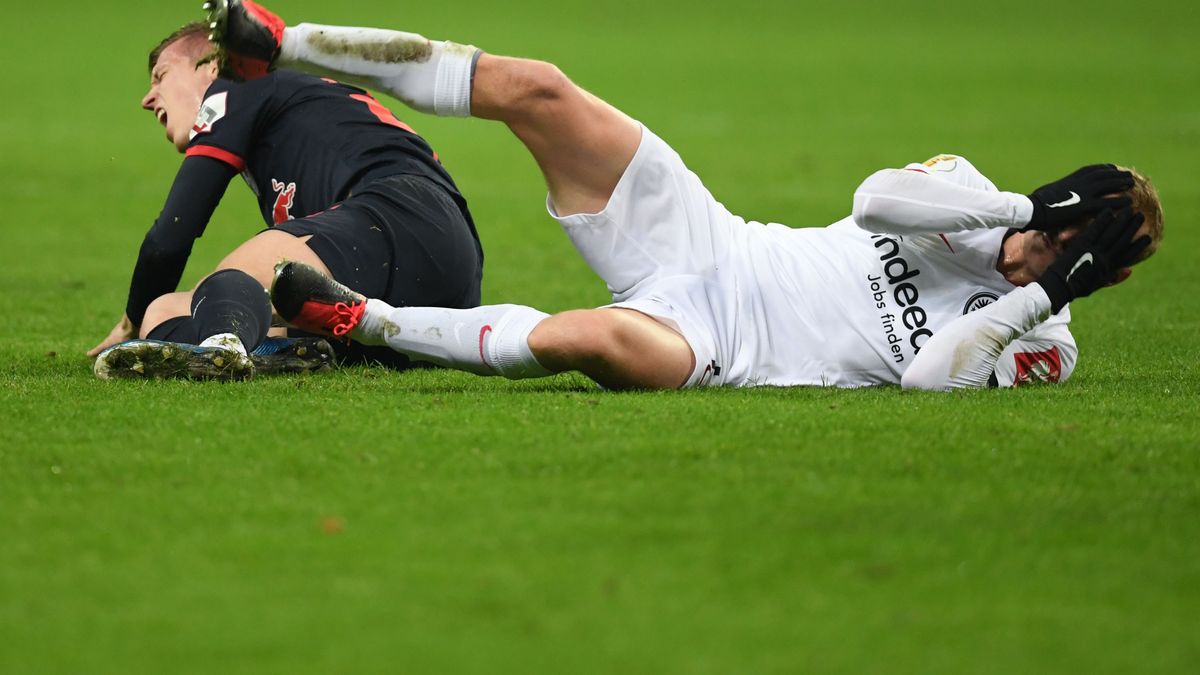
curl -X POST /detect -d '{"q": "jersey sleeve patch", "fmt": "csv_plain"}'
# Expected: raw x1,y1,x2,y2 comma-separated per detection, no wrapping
1012,346,1063,386
189,91,228,140
923,154,961,169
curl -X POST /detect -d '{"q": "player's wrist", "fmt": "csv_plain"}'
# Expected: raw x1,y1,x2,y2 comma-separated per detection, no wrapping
1021,194,1046,231
1033,275,1070,315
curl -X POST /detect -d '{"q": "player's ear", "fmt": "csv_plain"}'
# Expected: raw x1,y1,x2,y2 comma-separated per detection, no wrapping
1109,267,1133,287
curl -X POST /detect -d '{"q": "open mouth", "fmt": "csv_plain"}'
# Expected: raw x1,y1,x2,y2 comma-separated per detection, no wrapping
156,108,168,127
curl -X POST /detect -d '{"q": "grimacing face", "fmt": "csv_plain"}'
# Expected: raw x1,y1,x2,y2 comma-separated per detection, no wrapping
141,39,218,152
1003,210,1151,287
1019,226,1082,281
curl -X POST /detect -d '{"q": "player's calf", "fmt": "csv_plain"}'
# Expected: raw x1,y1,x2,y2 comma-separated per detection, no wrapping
272,261,553,378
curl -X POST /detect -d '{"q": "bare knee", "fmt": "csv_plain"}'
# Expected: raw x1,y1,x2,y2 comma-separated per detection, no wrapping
518,61,572,106
139,292,192,338
528,309,619,367
476,56,574,119
528,309,693,389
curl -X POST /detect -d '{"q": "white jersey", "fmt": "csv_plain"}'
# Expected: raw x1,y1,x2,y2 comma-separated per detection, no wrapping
552,128,1077,390
733,155,1076,387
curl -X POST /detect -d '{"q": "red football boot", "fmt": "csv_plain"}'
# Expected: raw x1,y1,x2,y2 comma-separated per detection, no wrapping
270,261,367,339
203,0,285,81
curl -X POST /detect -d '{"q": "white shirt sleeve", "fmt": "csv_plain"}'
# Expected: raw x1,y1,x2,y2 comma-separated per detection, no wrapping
852,154,1035,235
993,319,1078,387
901,283,1077,390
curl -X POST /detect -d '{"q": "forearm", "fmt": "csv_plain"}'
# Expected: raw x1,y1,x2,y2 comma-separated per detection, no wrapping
124,157,234,325
852,168,1033,235
901,284,1053,390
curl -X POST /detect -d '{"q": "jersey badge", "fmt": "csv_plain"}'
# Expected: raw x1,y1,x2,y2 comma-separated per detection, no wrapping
1013,347,1062,385
922,154,960,172
190,92,228,140
962,292,999,314
271,179,297,224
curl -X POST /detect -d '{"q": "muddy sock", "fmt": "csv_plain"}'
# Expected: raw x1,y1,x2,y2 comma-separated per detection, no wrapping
280,24,479,117
190,270,272,350
354,300,552,378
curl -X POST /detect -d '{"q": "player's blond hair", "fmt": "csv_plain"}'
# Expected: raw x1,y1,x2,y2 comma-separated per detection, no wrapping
148,22,218,74
1120,166,1164,265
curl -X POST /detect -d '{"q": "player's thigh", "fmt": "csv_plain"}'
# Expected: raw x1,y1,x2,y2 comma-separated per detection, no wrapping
553,130,736,299
529,308,694,389
474,55,641,216
139,291,193,339
212,229,333,290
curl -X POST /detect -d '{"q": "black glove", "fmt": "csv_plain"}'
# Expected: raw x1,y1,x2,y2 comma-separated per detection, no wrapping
1025,164,1134,232
1036,206,1150,313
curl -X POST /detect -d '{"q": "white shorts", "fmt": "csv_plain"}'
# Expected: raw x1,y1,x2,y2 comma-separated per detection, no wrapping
547,126,746,387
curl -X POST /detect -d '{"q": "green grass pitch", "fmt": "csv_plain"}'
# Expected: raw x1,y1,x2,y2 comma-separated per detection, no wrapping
2,1,1198,673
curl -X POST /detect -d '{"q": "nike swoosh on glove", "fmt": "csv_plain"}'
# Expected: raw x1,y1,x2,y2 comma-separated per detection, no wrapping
1025,164,1135,233
1035,206,1151,313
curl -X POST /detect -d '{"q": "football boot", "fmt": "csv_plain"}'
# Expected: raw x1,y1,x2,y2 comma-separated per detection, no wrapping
250,336,337,374
203,0,285,80
270,261,367,339
94,337,254,381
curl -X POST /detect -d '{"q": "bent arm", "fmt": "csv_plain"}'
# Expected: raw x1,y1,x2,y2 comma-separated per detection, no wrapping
852,168,1034,235
124,156,236,326
901,283,1066,390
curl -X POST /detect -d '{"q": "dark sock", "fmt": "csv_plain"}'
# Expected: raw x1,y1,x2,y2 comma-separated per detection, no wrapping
146,315,200,343
190,269,272,350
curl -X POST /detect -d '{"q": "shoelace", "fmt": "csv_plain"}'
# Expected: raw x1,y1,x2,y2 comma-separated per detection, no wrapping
330,302,360,337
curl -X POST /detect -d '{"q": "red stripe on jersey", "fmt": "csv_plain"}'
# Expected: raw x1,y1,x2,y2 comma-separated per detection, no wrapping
905,167,929,174
350,94,418,134
187,145,247,172
938,233,955,253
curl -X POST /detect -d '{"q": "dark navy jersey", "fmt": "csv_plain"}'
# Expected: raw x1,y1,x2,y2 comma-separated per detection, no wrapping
186,70,463,225
124,70,475,325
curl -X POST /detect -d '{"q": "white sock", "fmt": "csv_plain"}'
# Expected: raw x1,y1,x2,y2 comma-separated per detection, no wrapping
198,332,247,356
279,23,479,117
354,300,553,379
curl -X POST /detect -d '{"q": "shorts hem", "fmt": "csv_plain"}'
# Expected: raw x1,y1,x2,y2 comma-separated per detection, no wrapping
604,298,721,388
545,123,651,228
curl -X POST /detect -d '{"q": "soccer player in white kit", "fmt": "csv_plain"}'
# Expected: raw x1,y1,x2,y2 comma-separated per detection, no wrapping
208,1,1164,391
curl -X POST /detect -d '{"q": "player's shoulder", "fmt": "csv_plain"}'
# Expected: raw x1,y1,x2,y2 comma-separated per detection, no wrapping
903,154,999,192
196,75,276,114
207,71,327,103
263,68,326,88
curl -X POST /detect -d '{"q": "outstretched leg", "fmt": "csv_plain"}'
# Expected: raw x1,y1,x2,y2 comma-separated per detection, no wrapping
273,262,693,389
279,30,640,215
210,6,697,388
208,2,641,216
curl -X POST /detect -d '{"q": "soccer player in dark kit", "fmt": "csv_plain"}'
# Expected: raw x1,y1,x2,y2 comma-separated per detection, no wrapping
90,17,482,379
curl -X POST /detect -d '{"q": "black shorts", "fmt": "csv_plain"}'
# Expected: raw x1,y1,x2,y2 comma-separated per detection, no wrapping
273,173,484,368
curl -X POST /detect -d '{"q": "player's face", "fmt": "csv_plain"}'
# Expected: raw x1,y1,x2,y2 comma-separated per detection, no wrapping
141,40,218,152
1017,215,1151,282
1020,226,1082,279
